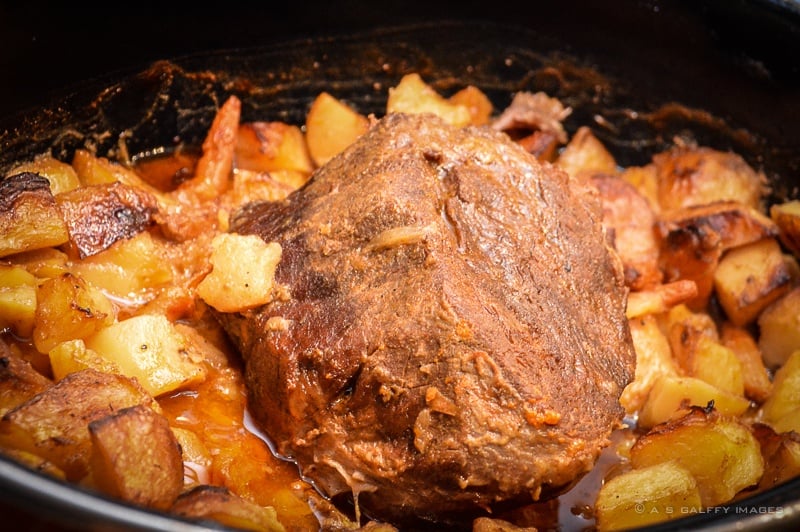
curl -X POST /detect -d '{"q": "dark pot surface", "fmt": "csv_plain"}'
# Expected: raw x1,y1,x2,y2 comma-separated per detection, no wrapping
1,1,799,530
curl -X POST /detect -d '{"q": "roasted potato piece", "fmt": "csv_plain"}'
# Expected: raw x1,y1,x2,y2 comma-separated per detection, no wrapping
0,173,69,258
48,339,121,381
448,85,493,126
652,145,767,211
591,174,662,290
386,73,472,127
0,264,37,338
171,485,285,532
6,154,80,195
760,350,800,433
6,247,69,279
32,272,116,354
630,408,764,507
683,336,745,397
197,234,282,313
56,182,158,258
719,323,772,403
621,163,660,214
555,126,617,181
638,375,751,429
620,314,679,414
0,447,65,480
752,423,800,492
236,121,314,175
595,460,702,531
770,200,800,256
713,237,792,326
72,149,170,204
757,286,800,368
0,341,51,416
70,231,173,302
0,369,154,480
626,280,697,319
664,304,718,370
84,314,207,397
89,404,183,510
304,92,370,167
228,169,297,210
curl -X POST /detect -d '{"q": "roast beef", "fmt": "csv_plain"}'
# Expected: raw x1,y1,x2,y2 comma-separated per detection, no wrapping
218,112,635,525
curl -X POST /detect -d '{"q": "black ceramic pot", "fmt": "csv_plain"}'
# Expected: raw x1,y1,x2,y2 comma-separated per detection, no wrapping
0,1,799,530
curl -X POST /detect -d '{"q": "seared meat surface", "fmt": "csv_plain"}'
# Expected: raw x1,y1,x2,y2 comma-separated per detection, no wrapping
219,113,635,524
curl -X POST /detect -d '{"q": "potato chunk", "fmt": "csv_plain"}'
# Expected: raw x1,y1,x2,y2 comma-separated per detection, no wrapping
760,350,800,433
236,121,314,175
6,154,80,195
595,461,701,531
0,369,154,480
305,92,370,167
555,126,617,181
89,404,183,510
171,485,286,532
719,323,772,403
387,73,471,127
32,272,116,354
752,423,800,492
0,173,69,258
620,315,679,414
757,286,800,368
84,314,207,397
770,200,800,256
0,342,51,416
630,408,764,507
197,233,282,313
713,238,792,326
0,264,37,338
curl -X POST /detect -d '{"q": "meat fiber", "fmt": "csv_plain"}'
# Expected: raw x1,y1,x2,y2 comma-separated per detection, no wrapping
218,112,635,525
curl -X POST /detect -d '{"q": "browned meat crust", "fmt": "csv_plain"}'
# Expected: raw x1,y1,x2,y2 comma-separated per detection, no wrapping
219,113,635,524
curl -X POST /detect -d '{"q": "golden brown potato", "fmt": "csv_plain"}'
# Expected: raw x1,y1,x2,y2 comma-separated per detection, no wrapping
0,369,154,480
48,339,121,382
32,272,116,354
228,169,297,211
757,286,800,368
652,145,767,211
235,121,315,175
5,247,69,279
72,149,169,203
752,423,800,492
631,408,764,507
626,280,698,319
638,375,751,429
84,314,207,397
591,173,662,290
89,404,183,510
55,182,158,258
760,350,800,433
171,485,286,532
713,237,792,326
770,200,800,257
6,154,81,196
448,85,493,126
621,164,660,214
620,314,679,414
304,92,370,167
664,304,718,370
719,323,773,403
0,341,51,417
555,126,617,181
0,264,37,338
386,73,472,126
0,173,70,258
595,460,702,530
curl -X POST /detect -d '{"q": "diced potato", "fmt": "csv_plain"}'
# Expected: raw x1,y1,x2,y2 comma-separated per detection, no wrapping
386,73,472,127
48,339,121,381
683,336,745,397
0,264,37,338
197,234,282,313
620,314,679,414
626,280,697,319
770,200,800,257
171,427,212,486
171,485,286,532
595,461,702,531
719,323,772,403
7,154,81,195
72,149,169,204
0,368,154,480
555,126,618,181
652,146,767,211
760,350,800,430
757,286,800,368
0,447,65,480
656,223,722,310
713,238,792,326
83,314,207,397
448,85,493,126
56,182,159,258
638,375,751,429
0,172,69,258
229,169,297,210
89,404,183,510
630,408,764,507
6,247,69,279
304,92,370,167
752,423,800,492
621,164,660,214
236,121,315,175
0,343,51,416
32,272,116,354
664,304,718,371
70,231,173,302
